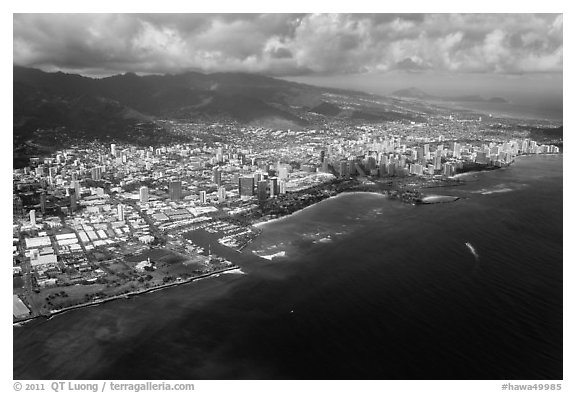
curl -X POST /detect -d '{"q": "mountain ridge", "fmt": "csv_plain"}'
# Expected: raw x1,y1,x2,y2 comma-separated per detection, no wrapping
12,66,432,167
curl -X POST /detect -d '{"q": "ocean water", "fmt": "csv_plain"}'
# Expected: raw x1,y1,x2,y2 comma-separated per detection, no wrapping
13,154,563,380
448,100,563,122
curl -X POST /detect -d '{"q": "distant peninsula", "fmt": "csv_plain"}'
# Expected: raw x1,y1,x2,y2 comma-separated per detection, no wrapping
392,87,508,104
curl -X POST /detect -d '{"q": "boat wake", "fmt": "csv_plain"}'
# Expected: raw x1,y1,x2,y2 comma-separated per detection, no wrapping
260,251,287,260
221,268,247,275
481,188,514,195
465,242,479,260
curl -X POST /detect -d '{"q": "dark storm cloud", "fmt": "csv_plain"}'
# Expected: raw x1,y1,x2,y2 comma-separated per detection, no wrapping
13,13,562,76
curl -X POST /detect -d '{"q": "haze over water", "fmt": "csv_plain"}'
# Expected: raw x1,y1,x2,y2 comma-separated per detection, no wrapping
13,154,562,380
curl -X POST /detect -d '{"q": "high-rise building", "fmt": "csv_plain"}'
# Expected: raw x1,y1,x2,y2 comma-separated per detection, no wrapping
254,172,264,182
379,163,388,177
217,186,226,203
13,196,23,218
411,163,424,176
199,190,207,204
238,177,255,199
39,192,47,214
91,167,102,181
365,156,377,171
279,180,287,194
117,204,125,221
434,156,442,171
269,177,278,197
69,189,77,212
169,181,182,201
353,162,365,176
475,152,488,164
29,209,36,226
453,142,461,158
339,160,349,178
443,163,454,177
278,165,289,180
257,180,268,202
111,144,117,157
348,161,357,176
212,167,222,186
417,147,425,164
73,181,81,200
139,186,149,203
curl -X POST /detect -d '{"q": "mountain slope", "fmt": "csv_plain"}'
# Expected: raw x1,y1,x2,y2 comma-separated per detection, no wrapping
14,66,314,123
13,66,434,168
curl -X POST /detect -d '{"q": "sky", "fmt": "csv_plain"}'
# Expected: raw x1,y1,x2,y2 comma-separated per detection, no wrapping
13,13,563,104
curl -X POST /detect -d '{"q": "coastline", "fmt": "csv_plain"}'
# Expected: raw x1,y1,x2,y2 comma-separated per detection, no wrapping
13,265,241,326
15,154,559,327
13,148,563,380
252,191,387,229
251,194,339,229
451,165,511,179
450,153,561,179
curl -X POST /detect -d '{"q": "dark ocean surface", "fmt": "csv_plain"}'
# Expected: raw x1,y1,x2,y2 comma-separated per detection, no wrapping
13,154,563,380
447,100,563,122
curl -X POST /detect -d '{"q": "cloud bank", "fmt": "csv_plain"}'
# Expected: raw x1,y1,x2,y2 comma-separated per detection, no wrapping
13,13,563,76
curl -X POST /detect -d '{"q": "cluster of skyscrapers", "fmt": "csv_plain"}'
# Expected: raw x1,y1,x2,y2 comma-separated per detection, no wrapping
325,137,558,180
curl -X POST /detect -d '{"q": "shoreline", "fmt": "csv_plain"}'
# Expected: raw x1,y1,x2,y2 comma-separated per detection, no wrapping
451,164,512,179
15,154,558,327
238,154,562,251
251,194,339,229
251,191,387,229
450,153,561,179
13,265,241,326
